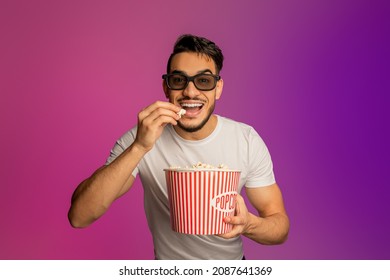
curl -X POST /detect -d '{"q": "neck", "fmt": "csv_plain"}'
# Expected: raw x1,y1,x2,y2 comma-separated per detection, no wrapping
173,115,218,140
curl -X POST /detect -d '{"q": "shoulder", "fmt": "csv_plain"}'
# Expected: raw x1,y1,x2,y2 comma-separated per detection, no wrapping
218,116,269,153
105,125,138,165
115,125,138,148
218,115,259,139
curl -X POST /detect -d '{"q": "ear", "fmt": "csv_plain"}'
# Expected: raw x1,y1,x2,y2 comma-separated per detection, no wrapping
162,79,169,99
215,78,223,100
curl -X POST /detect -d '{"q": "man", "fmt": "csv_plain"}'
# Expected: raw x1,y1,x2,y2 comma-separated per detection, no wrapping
68,34,289,259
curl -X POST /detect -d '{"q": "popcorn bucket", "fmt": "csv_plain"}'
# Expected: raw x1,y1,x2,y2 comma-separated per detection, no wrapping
164,169,241,235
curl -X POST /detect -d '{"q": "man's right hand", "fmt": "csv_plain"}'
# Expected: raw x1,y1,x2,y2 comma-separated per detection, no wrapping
134,101,181,152
68,101,181,228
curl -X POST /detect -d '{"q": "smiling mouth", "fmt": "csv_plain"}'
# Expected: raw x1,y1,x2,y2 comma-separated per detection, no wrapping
179,102,204,114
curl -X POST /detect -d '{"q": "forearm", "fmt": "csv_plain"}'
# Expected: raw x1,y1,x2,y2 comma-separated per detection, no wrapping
68,143,146,228
244,212,290,245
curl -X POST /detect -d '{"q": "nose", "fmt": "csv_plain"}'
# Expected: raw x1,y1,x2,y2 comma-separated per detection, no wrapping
182,81,200,98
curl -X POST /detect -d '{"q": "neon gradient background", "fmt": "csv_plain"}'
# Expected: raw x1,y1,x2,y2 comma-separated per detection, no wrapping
1,0,389,259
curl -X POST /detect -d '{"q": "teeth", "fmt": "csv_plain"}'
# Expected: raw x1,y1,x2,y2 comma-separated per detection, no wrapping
181,103,203,108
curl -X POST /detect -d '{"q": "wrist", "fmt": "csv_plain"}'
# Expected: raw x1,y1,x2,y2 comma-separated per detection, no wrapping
131,141,152,155
243,212,262,237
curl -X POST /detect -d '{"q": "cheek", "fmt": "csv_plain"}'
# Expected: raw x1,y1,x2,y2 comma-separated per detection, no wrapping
167,91,180,103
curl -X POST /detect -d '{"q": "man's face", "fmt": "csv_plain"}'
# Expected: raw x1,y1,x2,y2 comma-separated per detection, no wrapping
163,52,223,133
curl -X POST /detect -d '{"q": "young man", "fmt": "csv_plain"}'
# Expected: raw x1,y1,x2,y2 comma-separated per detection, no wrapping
68,34,289,259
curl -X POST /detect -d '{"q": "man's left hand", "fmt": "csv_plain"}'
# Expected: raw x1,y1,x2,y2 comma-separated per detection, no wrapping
218,194,251,239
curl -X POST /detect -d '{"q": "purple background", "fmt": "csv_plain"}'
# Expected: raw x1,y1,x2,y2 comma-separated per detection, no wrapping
1,0,389,260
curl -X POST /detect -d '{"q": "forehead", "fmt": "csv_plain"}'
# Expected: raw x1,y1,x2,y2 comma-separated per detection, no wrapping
170,52,216,74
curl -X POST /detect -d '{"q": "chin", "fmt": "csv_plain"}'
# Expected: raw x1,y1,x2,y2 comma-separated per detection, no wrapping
178,114,211,132
177,121,204,133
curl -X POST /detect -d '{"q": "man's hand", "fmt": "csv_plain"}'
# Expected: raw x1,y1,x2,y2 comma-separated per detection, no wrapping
134,101,182,152
218,194,251,239
219,185,290,245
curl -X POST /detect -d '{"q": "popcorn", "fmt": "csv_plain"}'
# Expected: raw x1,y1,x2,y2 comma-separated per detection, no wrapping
192,162,215,169
169,162,229,170
217,164,229,169
177,109,186,118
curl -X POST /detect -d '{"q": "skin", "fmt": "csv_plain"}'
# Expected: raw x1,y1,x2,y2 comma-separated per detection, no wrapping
163,52,223,140
68,51,289,246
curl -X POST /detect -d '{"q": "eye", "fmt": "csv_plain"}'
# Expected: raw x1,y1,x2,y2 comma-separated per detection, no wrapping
170,75,186,85
196,75,212,84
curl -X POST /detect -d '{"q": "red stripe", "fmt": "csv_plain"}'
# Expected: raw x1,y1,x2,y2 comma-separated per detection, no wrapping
174,172,178,231
187,172,191,233
195,172,198,234
219,171,223,234
205,173,210,234
194,171,198,234
167,172,173,229
172,172,176,231
180,173,186,232
193,172,197,235
216,171,221,234
171,172,176,230
177,172,182,233
200,172,203,234
173,171,178,231
222,172,226,233
202,172,207,235
175,172,180,231
197,172,201,234
208,171,211,234
200,172,204,235
225,172,231,233
168,170,241,234
181,172,185,233
190,172,193,233
215,173,218,233
222,171,227,233
184,172,188,233
173,172,177,230
214,171,219,234
175,172,179,231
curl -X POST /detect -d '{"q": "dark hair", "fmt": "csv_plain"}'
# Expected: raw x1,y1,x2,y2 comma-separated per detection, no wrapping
166,34,224,74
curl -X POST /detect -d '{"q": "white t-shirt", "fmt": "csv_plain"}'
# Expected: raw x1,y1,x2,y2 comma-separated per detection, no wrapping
106,115,275,259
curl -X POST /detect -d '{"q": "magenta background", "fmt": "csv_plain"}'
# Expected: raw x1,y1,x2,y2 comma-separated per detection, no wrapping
1,0,389,259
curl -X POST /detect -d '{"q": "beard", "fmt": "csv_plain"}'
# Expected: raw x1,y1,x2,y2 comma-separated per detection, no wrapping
177,102,215,133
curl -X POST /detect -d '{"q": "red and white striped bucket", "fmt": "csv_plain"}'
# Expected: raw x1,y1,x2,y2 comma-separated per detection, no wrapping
164,169,241,235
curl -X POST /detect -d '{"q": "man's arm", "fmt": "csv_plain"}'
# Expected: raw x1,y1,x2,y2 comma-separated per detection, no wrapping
68,101,182,228
68,142,144,228
220,183,290,245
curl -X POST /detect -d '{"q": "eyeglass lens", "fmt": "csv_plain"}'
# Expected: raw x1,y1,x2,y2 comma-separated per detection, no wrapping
167,74,217,90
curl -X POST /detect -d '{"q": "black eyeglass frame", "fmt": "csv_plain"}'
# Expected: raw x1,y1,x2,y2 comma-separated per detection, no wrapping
162,73,221,91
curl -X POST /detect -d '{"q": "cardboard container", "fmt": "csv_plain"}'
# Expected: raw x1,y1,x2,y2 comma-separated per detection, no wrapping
164,169,241,235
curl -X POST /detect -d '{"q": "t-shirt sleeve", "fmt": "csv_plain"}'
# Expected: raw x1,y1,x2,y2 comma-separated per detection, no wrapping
245,128,276,188
105,128,139,178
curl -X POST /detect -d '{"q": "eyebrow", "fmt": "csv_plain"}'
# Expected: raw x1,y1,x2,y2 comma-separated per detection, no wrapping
171,69,214,75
